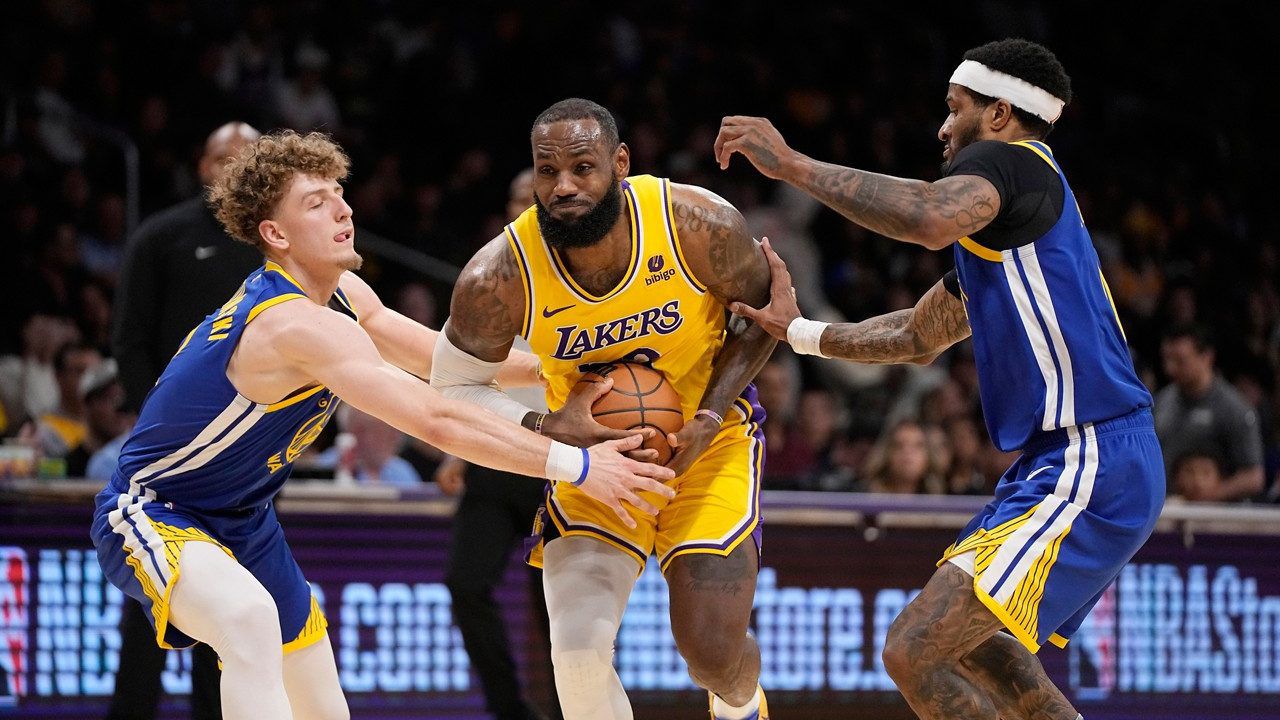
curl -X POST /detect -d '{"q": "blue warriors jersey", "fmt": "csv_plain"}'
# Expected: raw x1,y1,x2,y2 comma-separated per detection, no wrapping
105,261,354,511
953,141,1151,451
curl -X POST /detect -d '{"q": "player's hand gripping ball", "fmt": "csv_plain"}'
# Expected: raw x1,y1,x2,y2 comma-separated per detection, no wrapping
576,362,685,465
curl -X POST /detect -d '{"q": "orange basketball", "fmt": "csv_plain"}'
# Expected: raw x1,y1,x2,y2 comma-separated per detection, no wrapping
579,362,684,464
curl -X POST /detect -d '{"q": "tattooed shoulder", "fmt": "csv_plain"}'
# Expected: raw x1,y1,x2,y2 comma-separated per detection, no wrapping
668,183,767,304
449,235,524,359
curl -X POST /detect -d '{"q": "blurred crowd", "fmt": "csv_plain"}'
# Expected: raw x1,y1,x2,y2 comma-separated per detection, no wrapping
1,1,1274,503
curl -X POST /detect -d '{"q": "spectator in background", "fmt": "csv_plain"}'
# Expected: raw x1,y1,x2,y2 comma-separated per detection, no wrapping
943,416,991,495
790,388,849,490
1171,451,1227,502
78,278,115,354
858,420,946,495
34,341,101,462
757,349,802,487
316,405,423,487
66,359,131,480
1155,325,1264,501
0,314,78,433
105,121,262,720
274,44,342,133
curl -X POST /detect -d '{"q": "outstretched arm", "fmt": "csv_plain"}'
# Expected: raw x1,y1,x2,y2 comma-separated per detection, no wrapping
338,270,541,387
267,300,674,526
714,116,1001,250
730,239,971,365
666,183,777,474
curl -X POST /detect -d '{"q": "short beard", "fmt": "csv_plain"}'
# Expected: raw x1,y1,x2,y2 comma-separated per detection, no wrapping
341,252,363,271
941,116,983,174
534,180,623,250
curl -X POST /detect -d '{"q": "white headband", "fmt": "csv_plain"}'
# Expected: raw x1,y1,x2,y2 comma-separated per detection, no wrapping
949,60,1065,123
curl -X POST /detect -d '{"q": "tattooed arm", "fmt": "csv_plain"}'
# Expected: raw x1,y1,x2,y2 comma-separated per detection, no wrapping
667,183,777,474
441,236,648,451
446,236,526,365
730,240,970,365
714,116,1000,250
820,281,971,364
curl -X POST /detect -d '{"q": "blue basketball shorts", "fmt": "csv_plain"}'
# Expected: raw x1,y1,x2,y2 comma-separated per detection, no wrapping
91,490,325,652
939,408,1165,652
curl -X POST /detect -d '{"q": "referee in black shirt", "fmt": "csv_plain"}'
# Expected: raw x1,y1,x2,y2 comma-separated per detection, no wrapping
106,121,261,720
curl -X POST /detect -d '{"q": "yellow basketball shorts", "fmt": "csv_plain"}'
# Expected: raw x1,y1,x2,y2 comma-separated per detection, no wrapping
528,399,765,574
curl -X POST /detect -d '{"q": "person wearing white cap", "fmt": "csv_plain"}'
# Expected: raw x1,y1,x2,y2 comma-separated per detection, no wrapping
717,39,1161,720
65,358,131,481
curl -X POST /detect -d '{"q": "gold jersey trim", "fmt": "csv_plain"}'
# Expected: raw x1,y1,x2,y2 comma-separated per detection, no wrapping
543,182,643,304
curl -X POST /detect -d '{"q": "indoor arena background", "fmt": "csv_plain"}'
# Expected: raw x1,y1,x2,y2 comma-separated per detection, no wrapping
2,2,1277,719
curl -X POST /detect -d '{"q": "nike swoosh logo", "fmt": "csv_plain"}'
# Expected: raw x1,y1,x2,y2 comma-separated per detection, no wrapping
1025,465,1054,482
542,304,575,318
195,246,217,260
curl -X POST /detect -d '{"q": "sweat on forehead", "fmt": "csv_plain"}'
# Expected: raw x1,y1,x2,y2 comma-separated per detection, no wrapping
533,119,609,149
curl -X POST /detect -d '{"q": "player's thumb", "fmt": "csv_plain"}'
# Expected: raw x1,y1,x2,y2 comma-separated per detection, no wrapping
587,376,614,401
667,431,681,448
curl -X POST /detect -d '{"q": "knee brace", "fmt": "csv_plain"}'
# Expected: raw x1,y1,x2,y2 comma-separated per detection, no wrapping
551,647,615,698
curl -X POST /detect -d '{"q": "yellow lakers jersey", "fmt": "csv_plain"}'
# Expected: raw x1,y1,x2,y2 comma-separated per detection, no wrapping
507,175,724,420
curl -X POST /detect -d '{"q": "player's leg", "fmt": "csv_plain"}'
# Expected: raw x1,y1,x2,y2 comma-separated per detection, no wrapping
189,643,223,720
543,535,640,720
445,476,529,720
958,631,1075,720
657,418,766,718
881,563,1009,720
167,540,292,720
282,631,349,720
666,542,760,709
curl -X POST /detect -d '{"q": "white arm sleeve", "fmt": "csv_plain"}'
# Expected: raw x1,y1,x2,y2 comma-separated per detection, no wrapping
429,321,537,425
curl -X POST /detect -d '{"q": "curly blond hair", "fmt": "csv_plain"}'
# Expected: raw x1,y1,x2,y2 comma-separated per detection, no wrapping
207,130,350,248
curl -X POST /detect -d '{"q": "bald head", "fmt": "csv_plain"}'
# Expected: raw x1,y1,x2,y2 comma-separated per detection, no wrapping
198,122,261,186
507,167,534,222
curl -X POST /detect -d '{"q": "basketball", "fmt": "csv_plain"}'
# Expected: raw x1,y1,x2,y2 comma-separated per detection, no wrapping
579,362,685,464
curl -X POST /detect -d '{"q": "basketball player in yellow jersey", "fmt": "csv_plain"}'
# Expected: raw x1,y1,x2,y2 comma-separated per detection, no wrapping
432,99,776,720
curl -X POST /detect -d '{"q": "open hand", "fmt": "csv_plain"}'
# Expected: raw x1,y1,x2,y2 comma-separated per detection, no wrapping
714,116,796,179
728,237,803,342
579,434,677,529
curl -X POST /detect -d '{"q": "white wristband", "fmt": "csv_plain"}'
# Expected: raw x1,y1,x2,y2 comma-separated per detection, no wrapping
787,317,830,357
545,440,587,484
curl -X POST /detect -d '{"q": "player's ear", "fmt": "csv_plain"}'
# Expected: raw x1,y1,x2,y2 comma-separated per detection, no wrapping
989,99,1014,132
258,219,290,254
615,142,630,179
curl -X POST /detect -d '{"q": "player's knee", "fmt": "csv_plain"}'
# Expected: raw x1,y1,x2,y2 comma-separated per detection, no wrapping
550,647,614,698
217,589,282,663
882,613,918,681
674,626,741,688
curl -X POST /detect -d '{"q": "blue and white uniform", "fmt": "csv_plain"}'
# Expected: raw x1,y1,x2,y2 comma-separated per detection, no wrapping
939,140,1164,652
91,261,352,651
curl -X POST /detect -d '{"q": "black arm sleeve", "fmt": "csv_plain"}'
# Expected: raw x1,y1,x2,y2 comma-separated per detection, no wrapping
942,269,962,299
112,224,167,413
944,140,1065,250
